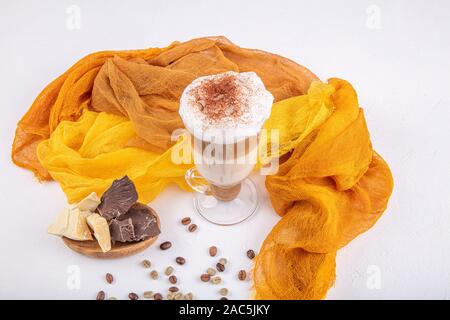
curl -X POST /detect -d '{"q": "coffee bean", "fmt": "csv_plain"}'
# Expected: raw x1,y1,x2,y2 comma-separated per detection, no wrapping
128,292,139,300
200,274,211,282
108,297,117,300
167,292,175,300
105,273,113,284
184,292,194,300
153,293,163,300
247,249,256,259
169,286,179,292
219,288,229,296
216,262,225,272
211,276,222,284
181,217,191,225
150,270,158,279
143,291,154,299
220,297,228,300
169,275,177,284
219,258,227,265
142,259,151,268
160,241,172,250
207,267,216,276
188,224,198,232
96,290,105,300
164,266,174,276
176,257,186,265
238,270,247,281
209,246,218,257
174,292,183,300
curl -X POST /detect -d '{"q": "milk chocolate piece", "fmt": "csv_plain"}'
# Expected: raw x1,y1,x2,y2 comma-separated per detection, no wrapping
123,203,160,240
110,203,160,243
109,218,136,243
97,176,138,221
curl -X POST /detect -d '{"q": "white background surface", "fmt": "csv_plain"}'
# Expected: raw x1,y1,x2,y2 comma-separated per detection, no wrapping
0,0,449,300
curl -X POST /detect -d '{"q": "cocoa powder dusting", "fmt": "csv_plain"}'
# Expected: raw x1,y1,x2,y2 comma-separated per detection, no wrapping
193,74,244,122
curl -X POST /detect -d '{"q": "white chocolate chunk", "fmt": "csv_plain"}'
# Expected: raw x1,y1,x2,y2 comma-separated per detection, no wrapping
73,192,101,212
64,209,93,241
87,213,111,252
48,208,93,241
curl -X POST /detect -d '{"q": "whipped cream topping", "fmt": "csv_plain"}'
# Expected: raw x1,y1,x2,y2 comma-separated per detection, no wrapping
179,71,274,142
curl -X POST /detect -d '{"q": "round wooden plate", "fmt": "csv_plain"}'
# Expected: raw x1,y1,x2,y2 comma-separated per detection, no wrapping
62,210,161,259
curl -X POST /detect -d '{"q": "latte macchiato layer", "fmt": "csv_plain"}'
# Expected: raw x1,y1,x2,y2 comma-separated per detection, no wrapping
180,71,273,188
179,71,274,143
192,136,258,187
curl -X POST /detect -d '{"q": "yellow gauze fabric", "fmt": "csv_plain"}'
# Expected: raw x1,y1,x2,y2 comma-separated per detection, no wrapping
255,78,393,299
12,37,393,300
37,111,191,203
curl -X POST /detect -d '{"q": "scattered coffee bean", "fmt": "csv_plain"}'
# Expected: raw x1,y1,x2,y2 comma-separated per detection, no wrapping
165,266,174,276
181,217,191,225
169,286,179,292
188,224,198,232
143,291,154,299
150,270,159,279
220,297,228,300
219,288,229,296
167,292,175,300
219,258,227,265
169,275,177,284
160,241,172,250
184,292,194,300
105,273,113,284
211,276,222,284
142,259,151,268
174,292,183,300
96,290,105,300
238,270,247,281
108,297,117,300
209,246,218,257
200,274,211,282
207,267,217,276
128,292,139,300
153,293,163,300
176,257,186,265
216,262,225,272
247,249,256,259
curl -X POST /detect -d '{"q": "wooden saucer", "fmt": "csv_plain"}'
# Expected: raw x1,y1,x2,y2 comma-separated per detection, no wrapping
62,211,161,259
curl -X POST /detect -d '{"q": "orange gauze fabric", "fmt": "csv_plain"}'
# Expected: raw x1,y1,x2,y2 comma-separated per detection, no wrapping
12,37,393,299
11,45,179,180
90,37,318,152
254,79,393,299
12,36,317,178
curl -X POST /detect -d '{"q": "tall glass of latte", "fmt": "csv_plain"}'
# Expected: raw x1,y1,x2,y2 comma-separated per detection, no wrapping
179,71,273,225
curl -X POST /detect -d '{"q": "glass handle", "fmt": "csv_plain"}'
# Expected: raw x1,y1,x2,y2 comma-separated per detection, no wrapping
185,168,212,195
